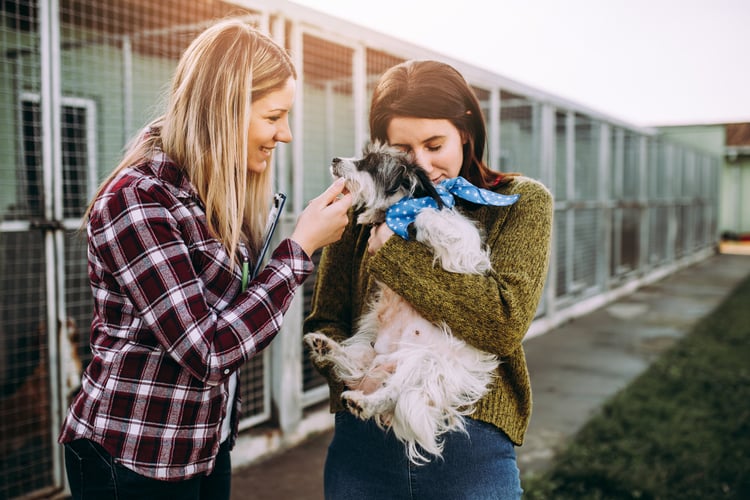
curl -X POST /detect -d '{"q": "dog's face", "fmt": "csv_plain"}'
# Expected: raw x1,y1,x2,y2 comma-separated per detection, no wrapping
331,141,442,225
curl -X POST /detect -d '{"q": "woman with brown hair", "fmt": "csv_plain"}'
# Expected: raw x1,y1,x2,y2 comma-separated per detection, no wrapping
306,60,553,499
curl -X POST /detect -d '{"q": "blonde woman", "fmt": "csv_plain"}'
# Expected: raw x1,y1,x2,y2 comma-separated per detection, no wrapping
59,20,351,499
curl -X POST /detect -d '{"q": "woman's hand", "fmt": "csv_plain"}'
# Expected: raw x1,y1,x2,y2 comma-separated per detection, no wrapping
367,223,394,255
290,178,352,256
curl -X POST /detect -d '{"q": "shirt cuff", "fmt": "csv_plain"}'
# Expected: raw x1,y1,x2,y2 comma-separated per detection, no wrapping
276,238,315,280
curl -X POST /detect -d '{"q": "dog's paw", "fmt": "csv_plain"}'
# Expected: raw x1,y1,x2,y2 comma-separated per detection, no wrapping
341,391,367,419
377,412,393,428
303,332,334,358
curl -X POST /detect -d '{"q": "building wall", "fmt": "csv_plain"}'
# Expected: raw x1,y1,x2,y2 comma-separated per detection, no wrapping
660,124,750,235
659,124,725,155
722,155,750,235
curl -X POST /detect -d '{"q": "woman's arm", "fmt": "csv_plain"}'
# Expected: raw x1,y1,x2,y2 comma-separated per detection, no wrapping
367,178,553,358
89,182,313,386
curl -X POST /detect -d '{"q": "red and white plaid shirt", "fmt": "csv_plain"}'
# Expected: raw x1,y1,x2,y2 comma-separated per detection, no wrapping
59,150,313,480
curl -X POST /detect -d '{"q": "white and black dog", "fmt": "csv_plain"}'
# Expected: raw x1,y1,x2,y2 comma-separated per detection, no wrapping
304,141,500,464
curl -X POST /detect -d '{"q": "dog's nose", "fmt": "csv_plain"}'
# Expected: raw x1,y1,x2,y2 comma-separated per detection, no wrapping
332,157,341,164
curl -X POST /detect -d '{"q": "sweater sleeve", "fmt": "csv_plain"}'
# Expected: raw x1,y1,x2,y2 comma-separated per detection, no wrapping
304,209,365,340
303,210,369,389
89,182,313,386
367,177,553,358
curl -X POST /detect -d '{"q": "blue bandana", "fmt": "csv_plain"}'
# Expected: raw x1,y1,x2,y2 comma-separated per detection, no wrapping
385,176,520,239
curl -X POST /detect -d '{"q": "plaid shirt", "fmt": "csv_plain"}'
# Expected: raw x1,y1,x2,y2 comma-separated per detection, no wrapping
59,151,313,480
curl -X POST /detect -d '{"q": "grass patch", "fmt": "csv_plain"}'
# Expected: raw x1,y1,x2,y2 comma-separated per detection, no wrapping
523,274,750,499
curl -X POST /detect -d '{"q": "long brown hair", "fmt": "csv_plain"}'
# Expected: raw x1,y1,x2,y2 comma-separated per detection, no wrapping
369,60,513,189
85,19,296,263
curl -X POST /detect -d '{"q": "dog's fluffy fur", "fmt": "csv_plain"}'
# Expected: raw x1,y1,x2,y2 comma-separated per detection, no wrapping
305,141,499,464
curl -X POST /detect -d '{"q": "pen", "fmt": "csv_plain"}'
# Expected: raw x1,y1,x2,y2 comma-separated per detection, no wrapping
240,243,249,292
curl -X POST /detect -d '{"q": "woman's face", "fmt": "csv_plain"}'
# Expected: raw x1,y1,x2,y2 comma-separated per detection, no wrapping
386,117,465,183
247,77,296,173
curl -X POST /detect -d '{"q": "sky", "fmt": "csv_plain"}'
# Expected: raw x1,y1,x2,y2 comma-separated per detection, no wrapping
291,0,750,128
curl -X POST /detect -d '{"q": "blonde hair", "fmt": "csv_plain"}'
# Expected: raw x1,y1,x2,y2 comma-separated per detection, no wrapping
86,19,296,263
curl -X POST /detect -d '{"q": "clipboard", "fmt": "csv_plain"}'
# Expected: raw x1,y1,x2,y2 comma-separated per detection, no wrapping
250,192,287,280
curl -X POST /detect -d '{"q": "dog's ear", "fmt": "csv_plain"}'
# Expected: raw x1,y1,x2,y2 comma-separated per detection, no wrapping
410,164,445,209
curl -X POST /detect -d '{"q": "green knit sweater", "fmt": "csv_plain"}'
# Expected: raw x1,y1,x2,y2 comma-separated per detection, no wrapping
304,175,553,446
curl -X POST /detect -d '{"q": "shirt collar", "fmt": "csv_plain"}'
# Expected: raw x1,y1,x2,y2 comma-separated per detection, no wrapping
144,149,200,202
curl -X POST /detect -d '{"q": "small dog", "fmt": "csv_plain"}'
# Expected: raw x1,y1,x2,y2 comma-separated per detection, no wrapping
304,141,499,463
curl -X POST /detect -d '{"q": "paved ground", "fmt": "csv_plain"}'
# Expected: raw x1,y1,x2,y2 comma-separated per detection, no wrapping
230,252,750,500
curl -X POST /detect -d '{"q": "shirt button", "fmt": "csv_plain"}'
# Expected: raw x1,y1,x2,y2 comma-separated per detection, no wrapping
223,369,230,375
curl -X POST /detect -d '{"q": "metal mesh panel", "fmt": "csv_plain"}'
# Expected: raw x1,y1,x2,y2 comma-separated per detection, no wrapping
301,33,356,202
555,111,568,202
683,150,696,198
694,203,707,250
649,139,670,200
609,130,642,278
683,152,701,252
623,132,640,199
238,353,267,427
573,208,598,291
63,231,90,388
1,4,51,494
608,127,619,200
0,231,51,498
500,90,540,178
555,214,568,297
574,114,599,201
710,157,721,239
675,205,688,259
688,205,699,252
615,207,640,275
15,99,43,218
471,85,492,166
649,206,669,264
59,1,263,181
672,148,684,199
60,104,90,219
699,156,719,246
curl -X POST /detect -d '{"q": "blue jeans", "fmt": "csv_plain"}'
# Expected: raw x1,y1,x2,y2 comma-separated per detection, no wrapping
63,438,231,500
324,411,522,499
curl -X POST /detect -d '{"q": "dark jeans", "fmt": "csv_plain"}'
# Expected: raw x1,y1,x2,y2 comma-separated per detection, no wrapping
325,411,522,499
64,438,231,500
